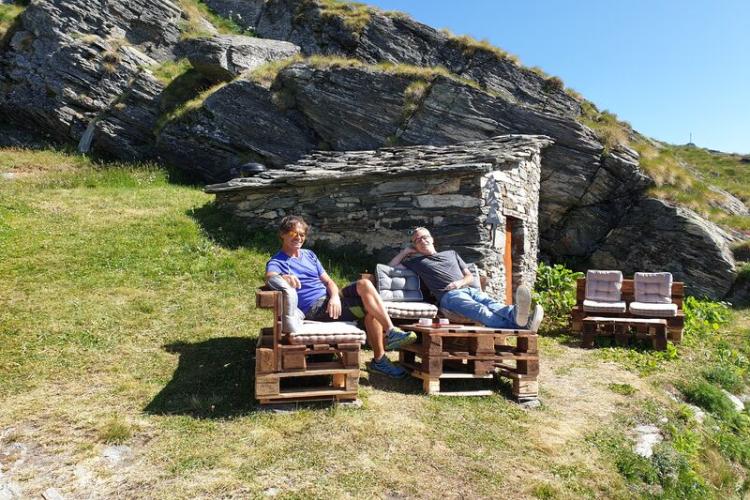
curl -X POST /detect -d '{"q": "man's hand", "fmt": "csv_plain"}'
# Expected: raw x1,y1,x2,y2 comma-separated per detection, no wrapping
445,279,465,291
327,295,342,319
282,274,301,289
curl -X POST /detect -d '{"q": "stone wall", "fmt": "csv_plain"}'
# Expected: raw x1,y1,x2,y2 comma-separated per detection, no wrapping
206,135,552,297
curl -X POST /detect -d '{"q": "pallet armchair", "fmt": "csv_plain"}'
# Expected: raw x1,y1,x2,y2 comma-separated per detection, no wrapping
254,280,366,405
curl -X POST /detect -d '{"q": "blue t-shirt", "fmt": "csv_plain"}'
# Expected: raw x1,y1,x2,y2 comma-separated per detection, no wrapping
266,249,327,314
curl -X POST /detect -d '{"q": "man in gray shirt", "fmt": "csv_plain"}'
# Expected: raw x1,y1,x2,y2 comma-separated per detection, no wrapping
388,227,543,331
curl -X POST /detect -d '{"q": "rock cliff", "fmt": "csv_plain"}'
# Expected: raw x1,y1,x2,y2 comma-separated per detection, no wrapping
0,0,737,297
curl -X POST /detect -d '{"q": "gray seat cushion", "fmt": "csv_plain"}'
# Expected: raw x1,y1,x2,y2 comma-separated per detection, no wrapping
287,321,366,345
384,301,438,319
629,301,678,318
583,299,627,314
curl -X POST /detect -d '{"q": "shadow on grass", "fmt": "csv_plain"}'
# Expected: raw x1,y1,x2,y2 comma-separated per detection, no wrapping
188,201,377,282
144,337,257,418
538,324,581,347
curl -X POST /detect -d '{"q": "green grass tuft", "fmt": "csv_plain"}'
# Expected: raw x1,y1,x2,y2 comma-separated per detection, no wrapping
99,415,133,444
0,2,24,40
608,383,637,396
177,0,255,39
442,29,520,65
150,59,194,86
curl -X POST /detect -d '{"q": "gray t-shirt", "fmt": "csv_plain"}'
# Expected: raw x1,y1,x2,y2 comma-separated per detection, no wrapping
404,250,468,301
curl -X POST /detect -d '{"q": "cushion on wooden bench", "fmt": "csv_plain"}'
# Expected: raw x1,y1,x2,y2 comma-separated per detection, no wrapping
582,299,627,314
384,301,438,319
287,321,366,345
628,301,678,317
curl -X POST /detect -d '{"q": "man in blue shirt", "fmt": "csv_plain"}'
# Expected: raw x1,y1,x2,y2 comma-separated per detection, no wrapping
389,227,544,331
266,216,416,378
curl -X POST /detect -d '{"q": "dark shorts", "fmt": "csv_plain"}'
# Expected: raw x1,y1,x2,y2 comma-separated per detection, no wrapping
305,282,365,322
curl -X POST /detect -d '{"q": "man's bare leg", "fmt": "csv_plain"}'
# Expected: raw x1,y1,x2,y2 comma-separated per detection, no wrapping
355,279,394,332
364,313,385,359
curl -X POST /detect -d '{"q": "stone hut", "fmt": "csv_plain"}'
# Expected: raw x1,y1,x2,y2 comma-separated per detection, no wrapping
205,135,553,301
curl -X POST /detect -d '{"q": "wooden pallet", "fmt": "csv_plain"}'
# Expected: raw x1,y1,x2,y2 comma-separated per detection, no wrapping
398,325,539,401
255,329,360,404
581,317,668,350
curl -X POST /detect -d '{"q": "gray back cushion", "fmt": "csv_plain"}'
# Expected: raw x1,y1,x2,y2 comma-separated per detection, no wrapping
376,264,424,302
266,274,305,333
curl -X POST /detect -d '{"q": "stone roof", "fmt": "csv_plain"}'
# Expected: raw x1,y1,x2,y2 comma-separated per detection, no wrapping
204,134,552,193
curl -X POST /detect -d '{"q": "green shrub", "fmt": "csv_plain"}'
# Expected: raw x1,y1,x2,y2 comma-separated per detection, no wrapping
533,262,583,331
680,380,737,421
703,364,745,394
683,297,731,340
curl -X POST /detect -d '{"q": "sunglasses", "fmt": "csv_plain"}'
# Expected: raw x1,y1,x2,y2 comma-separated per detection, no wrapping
285,230,306,238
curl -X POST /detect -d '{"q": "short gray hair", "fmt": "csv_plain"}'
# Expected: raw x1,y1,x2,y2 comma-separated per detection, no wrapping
409,226,429,242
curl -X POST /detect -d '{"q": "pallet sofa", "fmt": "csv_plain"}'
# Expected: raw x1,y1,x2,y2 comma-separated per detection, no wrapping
254,282,366,405
570,271,685,346
374,264,540,400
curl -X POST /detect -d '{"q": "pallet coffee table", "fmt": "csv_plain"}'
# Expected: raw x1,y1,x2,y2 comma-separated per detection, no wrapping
399,323,539,401
581,316,668,350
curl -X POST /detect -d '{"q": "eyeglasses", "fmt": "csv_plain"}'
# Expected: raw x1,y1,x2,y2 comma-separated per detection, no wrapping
413,234,432,242
285,230,306,239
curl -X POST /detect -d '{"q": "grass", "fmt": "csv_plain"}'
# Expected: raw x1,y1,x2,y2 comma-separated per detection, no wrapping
177,0,254,39
317,0,373,34
154,80,227,134
1,148,749,496
150,58,193,86
0,1,25,41
441,29,520,65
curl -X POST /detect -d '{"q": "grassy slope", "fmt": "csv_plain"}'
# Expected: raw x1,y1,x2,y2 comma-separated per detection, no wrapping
1,150,748,498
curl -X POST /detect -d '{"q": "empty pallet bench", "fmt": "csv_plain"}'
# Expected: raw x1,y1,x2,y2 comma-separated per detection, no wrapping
255,289,365,405
398,323,539,401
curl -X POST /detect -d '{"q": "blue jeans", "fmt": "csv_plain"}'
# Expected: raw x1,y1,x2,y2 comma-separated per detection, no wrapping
440,288,520,329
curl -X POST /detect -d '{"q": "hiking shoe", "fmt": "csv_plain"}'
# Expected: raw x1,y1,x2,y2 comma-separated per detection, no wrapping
514,285,532,326
384,327,417,351
369,355,407,379
526,304,544,333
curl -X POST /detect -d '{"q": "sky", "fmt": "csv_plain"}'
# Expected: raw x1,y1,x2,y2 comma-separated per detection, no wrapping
364,0,750,154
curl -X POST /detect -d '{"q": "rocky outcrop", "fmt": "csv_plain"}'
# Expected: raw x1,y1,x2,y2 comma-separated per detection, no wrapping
589,198,736,299
176,35,300,81
156,79,317,180
0,0,181,157
202,0,580,116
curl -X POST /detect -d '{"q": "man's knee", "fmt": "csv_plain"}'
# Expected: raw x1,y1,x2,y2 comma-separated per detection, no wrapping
356,278,376,295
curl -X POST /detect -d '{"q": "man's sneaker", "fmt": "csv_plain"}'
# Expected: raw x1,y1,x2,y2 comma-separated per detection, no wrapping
369,355,407,379
384,327,417,351
514,285,532,327
526,304,544,333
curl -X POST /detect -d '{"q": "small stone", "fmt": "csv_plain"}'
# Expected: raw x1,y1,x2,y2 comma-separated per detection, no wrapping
0,173,16,180
519,399,541,409
264,487,280,497
686,404,706,424
42,488,65,500
722,389,745,412
633,425,662,458
337,399,363,409
101,445,132,465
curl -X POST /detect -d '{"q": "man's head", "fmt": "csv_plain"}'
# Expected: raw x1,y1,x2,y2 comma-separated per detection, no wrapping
410,226,437,255
278,215,308,251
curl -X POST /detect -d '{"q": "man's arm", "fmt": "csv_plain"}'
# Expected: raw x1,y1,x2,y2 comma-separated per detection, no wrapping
444,252,473,290
388,247,418,268
319,272,342,319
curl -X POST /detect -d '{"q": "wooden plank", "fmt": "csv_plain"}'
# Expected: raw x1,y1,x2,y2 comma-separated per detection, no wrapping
516,359,539,376
256,347,275,375
255,377,280,397
272,367,359,378
434,390,495,397
256,290,279,308
341,350,360,368
505,220,513,305
516,336,538,354
282,352,306,371
262,388,356,400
